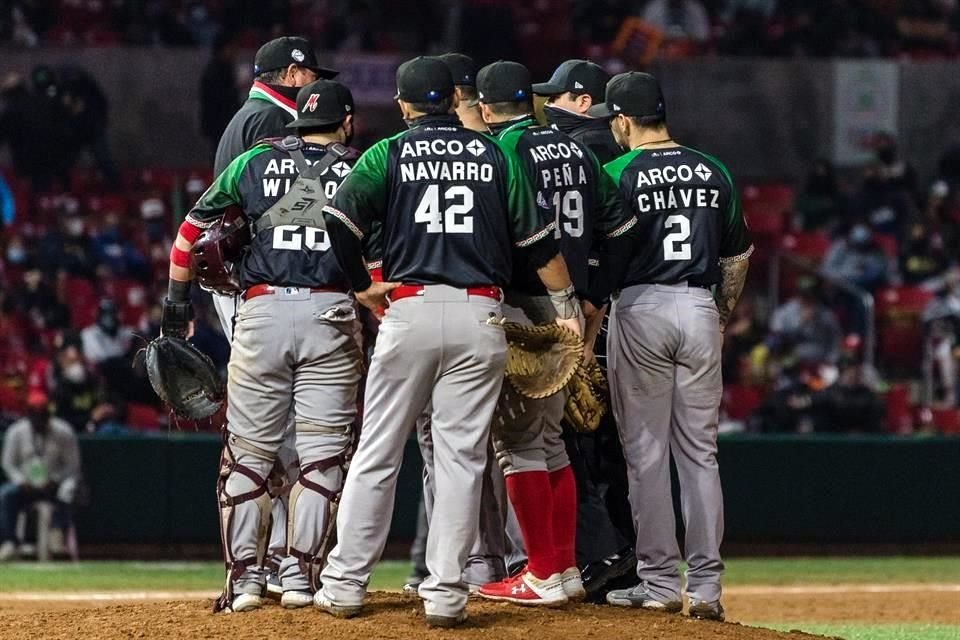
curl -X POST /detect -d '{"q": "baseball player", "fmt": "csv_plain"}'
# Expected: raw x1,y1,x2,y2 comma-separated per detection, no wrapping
210,37,337,595
402,51,514,594
164,79,362,613
586,72,752,621
534,59,620,165
473,61,637,607
536,59,637,597
316,56,581,628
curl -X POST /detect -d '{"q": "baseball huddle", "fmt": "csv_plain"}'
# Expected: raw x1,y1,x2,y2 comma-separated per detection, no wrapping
160,36,752,629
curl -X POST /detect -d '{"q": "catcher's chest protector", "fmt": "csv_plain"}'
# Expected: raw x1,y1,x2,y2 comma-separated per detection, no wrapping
253,136,348,236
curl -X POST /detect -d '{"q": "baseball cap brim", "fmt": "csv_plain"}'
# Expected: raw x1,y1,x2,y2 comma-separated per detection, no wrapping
586,103,615,118
286,115,345,128
306,66,339,79
532,82,567,96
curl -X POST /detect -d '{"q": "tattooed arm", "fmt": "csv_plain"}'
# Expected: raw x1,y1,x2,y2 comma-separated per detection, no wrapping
716,257,750,332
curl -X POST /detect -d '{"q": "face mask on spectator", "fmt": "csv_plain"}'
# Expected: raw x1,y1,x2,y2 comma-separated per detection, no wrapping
27,408,49,432
65,218,85,237
6,244,26,264
98,313,118,336
849,225,871,246
63,362,87,384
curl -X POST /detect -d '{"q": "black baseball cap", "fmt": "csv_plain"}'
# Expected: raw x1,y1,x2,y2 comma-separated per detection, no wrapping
476,61,532,104
587,72,666,121
533,59,610,103
287,79,354,128
254,36,337,78
395,56,455,103
438,53,476,87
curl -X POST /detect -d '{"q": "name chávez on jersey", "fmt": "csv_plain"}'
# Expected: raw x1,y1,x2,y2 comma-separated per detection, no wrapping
633,153,721,214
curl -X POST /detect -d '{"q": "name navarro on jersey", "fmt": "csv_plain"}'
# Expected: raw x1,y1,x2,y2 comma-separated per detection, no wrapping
399,138,494,183
527,135,589,189
261,156,350,198
635,162,721,213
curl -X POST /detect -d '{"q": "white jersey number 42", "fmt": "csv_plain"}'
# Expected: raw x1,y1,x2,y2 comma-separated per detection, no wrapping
414,185,474,234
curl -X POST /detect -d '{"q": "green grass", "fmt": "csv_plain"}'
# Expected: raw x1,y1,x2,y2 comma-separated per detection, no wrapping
758,623,960,640
724,556,960,585
1,556,958,592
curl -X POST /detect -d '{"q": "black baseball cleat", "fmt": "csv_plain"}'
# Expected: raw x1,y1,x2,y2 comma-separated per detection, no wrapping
581,547,637,602
689,600,725,621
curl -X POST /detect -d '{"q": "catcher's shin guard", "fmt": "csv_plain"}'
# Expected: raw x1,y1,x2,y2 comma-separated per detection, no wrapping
282,427,351,592
213,434,276,612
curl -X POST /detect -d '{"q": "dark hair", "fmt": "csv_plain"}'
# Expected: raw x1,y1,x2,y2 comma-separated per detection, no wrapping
298,120,346,136
255,69,284,84
626,115,667,128
406,96,455,115
485,99,533,117
458,86,478,102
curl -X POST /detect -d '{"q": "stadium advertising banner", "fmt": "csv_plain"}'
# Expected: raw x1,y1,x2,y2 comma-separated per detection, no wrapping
832,60,900,166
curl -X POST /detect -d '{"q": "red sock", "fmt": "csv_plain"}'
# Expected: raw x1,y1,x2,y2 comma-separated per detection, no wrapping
505,470,555,579
549,465,577,571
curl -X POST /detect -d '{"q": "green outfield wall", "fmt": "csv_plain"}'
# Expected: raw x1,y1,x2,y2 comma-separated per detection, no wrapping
4,434,957,545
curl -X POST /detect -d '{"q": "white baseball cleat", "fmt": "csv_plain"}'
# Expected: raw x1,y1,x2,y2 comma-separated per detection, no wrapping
560,566,586,601
229,593,264,612
281,590,314,609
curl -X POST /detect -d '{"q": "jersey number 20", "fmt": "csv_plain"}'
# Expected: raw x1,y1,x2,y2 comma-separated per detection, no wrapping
414,185,474,234
663,214,691,261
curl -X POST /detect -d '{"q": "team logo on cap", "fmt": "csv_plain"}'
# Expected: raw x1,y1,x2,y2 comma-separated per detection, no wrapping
345,104,352,112
612,103,621,111
304,94,320,112
574,81,584,89
466,140,486,157
291,48,305,62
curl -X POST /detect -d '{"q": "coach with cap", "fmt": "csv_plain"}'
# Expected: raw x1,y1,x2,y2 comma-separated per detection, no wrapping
214,36,338,175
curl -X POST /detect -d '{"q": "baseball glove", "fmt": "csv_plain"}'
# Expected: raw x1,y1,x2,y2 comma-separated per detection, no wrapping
565,359,609,433
144,336,224,419
497,320,583,399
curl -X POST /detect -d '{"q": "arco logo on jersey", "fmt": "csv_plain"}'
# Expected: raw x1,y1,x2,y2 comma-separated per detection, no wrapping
635,163,714,187
399,138,487,158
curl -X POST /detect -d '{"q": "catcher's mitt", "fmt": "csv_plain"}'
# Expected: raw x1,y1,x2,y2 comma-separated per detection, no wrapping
497,320,583,399
565,359,609,433
144,336,224,419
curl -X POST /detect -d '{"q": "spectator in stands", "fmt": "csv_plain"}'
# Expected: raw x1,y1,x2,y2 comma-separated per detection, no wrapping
768,276,843,364
32,65,118,187
751,359,828,433
820,355,885,433
50,341,113,432
822,223,893,292
92,212,148,280
0,72,73,190
39,206,99,280
641,0,711,43
896,0,958,54
900,221,949,285
11,265,70,333
80,300,134,366
0,389,81,561
922,267,960,406
794,158,846,231
860,132,920,234
200,32,241,154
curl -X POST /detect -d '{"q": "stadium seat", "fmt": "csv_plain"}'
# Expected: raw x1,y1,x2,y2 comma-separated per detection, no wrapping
126,403,161,431
780,231,832,261
722,384,764,420
928,407,960,434
884,383,913,433
64,277,99,330
874,234,899,260
875,287,935,371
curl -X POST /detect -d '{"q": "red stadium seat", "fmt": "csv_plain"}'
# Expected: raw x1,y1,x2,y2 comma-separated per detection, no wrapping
928,407,960,434
884,383,913,433
64,277,99,330
874,234,899,260
780,231,832,261
126,403,161,431
722,384,764,420
875,287,935,371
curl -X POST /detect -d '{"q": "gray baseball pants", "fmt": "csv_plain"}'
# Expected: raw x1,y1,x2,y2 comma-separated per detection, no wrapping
213,291,297,572
607,283,724,604
321,285,507,618
218,290,360,598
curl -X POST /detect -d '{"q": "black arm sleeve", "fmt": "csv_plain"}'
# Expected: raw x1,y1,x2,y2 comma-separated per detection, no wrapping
525,235,561,272
324,211,373,292
586,225,641,307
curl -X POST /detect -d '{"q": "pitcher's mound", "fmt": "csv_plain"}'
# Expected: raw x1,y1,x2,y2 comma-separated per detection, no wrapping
0,592,833,640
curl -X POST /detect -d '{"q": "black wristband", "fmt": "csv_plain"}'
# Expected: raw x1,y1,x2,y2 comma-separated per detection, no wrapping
167,279,191,303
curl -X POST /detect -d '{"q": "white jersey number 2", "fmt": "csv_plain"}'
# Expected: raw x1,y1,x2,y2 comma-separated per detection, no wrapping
414,185,474,234
663,214,692,261
272,225,330,251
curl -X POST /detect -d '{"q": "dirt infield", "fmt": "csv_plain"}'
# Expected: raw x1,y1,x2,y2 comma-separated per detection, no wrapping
1,587,957,640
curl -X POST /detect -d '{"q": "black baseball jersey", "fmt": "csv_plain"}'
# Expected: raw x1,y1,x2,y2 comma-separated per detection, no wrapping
187,139,359,289
494,117,636,295
324,114,551,288
604,146,753,287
